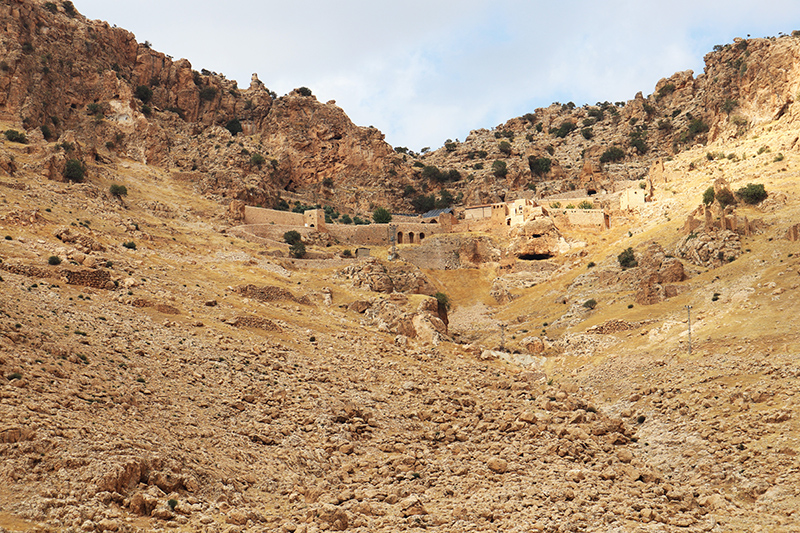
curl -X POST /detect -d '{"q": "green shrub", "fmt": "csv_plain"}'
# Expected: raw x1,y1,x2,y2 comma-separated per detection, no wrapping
134,85,153,103
498,141,511,154
140,105,151,116
283,230,302,245
702,186,715,206
565,203,576,209
167,499,178,511
62,1,76,16
435,292,451,311
444,142,456,152
600,146,625,163
199,87,217,101
44,2,58,12
40,124,52,140
550,202,561,208
581,128,594,140
340,214,352,224
421,165,441,181
372,207,392,224
411,194,435,213
773,153,785,162
64,159,85,182
322,177,334,188
122,241,137,250
492,160,508,178
250,153,265,167
528,156,551,176
657,83,676,98
7,372,22,381
721,98,738,113
48,255,61,265
4,130,27,144
550,122,577,138
716,188,736,208
341,249,352,258
109,184,127,197
289,241,306,258
587,261,596,268
297,87,312,97
736,183,767,204
225,118,243,136
618,247,637,269
583,299,597,309
577,200,593,209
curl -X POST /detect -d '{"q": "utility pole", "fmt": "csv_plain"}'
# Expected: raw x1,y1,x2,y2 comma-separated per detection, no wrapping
387,224,397,261
686,305,692,355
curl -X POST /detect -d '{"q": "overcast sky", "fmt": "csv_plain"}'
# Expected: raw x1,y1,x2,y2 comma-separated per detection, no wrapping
74,1,800,150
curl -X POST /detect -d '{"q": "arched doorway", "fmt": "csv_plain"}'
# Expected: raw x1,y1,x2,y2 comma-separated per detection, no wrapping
397,232,404,244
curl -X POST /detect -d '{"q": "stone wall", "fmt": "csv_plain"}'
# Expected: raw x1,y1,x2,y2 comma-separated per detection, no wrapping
244,206,304,226
551,209,609,230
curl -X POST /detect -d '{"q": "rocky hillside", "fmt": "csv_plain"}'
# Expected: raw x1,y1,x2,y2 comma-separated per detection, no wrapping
412,34,800,209
0,0,413,212
2,3,800,532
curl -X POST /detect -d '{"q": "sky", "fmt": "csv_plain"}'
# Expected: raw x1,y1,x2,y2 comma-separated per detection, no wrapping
74,1,800,151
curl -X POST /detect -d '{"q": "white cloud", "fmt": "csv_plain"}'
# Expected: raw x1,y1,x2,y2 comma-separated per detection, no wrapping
75,0,800,149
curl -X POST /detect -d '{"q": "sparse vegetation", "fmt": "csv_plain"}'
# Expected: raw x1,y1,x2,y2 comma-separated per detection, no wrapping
289,241,306,258
4,130,27,144
492,160,508,178
618,247,637,269
736,183,767,204
199,87,217,101
435,292,451,310
225,118,243,136
550,121,577,138
283,231,302,245
122,241,137,250
250,153,265,167
702,187,715,206
64,159,85,182
134,85,153,103
577,200,593,210
48,256,61,265
528,156,552,176
498,141,512,154
297,87,312,97
109,184,128,197
583,299,597,310
600,147,625,163
372,207,392,224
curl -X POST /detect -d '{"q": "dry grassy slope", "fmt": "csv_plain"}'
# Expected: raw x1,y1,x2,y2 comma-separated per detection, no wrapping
1,105,800,532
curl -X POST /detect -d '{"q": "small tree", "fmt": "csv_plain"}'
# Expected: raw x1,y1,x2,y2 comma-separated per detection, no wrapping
528,156,552,177
736,183,767,204
64,159,85,182
225,118,243,136
289,241,306,258
492,160,508,178
4,130,27,144
250,153,265,167
134,85,153,103
283,230,302,245
297,87,312,97
109,184,128,197
498,141,512,154
48,255,61,265
716,188,736,208
435,292,451,311
583,299,597,309
340,214,352,224
600,147,625,163
618,247,637,269
702,186,715,206
372,207,392,224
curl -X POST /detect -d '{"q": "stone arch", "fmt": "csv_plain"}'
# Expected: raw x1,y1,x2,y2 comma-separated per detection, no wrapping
397,232,404,244
409,232,415,243
419,233,425,242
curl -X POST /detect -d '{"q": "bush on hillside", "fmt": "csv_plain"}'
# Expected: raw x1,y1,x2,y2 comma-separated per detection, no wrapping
736,183,767,204
600,146,625,164
372,207,392,224
283,230,302,245
702,186,715,206
64,159,85,182
618,247,637,269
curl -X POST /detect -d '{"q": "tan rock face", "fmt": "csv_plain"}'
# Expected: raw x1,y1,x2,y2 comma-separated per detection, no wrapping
509,218,561,259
